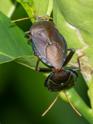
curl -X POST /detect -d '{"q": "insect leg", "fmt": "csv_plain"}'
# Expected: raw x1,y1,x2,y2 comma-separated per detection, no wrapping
77,54,84,70
35,58,52,72
38,68,52,72
63,91,81,116
63,48,75,66
11,17,34,23
42,95,59,117
35,58,40,71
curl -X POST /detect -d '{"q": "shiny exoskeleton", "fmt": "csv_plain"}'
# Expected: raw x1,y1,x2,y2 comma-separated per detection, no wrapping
29,21,78,91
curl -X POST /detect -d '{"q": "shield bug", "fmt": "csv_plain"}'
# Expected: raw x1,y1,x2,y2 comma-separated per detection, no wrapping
29,20,78,92
29,20,81,116
12,17,80,116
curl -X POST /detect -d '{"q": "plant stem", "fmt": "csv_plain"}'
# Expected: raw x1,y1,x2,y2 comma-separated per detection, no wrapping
47,0,53,16
60,88,93,124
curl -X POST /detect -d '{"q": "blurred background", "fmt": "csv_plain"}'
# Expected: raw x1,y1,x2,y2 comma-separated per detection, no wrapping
0,0,90,124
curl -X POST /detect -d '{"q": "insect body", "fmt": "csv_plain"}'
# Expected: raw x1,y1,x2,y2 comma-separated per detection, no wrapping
30,21,67,69
12,16,81,117
29,21,78,91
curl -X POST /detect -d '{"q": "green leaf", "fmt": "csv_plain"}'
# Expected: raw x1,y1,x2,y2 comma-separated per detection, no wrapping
32,0,53,16
17,0,53,20
0,12,32,64
53,0,93,123
88,79,93,109
53,0,93,83
0,0,16,17
54,0,93,66
56,0,93,35
17,0,35,22
53,0,84,49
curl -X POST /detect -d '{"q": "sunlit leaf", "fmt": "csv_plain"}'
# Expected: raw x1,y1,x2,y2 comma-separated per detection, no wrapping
0,12,32,64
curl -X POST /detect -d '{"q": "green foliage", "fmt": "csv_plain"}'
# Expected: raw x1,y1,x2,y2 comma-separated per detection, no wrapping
0,0,16,17
53,1,93,121
0,12,32,64
0,0,93,124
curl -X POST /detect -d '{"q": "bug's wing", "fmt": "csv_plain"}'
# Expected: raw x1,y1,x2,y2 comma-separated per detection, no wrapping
46,26,67,69
30,21,67,69
31,28,52,66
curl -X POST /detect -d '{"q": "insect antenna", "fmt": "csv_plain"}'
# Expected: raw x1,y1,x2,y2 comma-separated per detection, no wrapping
42,95,59,117
11,17,34,23
63,91,82,116
11,15,53,23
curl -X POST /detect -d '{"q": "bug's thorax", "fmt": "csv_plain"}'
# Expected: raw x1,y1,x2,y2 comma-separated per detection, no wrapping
52,67,64,73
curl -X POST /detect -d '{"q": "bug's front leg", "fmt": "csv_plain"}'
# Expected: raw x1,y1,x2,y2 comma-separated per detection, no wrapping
63,48,75,66
35,58,40,71
35,58,52,72
25,30,32,39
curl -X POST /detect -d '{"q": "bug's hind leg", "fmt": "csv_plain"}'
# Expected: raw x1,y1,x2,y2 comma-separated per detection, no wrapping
77,54,84,70
63,48,75,66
